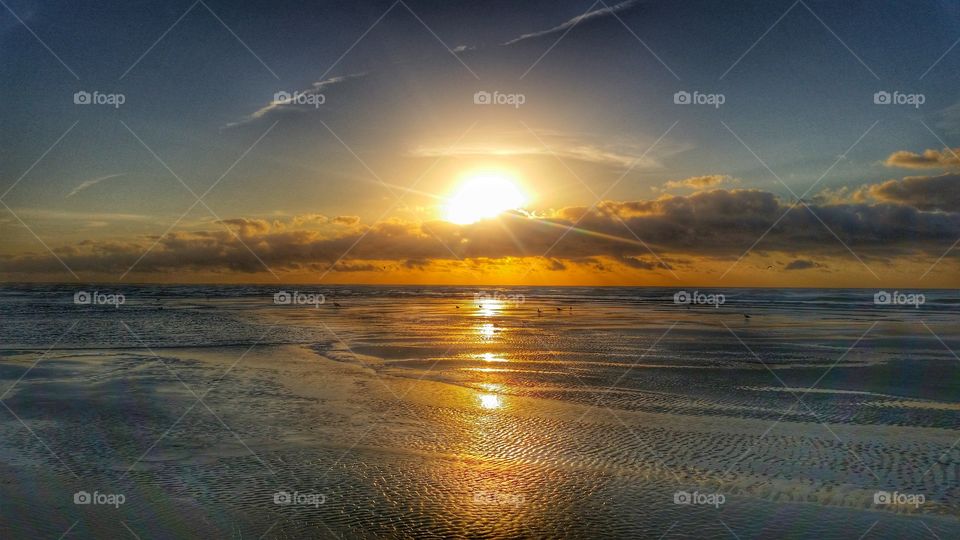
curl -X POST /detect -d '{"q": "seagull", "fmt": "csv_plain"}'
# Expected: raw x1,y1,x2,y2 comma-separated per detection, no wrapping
743,313,751,319
766,265,774,270
455,305,460,309
556,307,563,311
333,302,342,308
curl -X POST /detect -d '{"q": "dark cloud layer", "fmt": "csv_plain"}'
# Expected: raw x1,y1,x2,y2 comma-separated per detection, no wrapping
3,187,959,277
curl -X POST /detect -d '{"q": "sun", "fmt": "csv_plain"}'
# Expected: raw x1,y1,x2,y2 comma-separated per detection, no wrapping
444,171,527,225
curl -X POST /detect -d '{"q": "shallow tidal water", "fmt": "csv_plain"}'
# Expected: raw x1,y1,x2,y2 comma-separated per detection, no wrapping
1,285,959,538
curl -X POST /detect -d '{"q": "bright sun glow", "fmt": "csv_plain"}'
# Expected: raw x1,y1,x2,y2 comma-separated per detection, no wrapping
444,171,527,225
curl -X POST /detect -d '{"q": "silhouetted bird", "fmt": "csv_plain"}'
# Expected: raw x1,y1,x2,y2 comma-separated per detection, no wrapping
743,313,751,319
333,302,342,308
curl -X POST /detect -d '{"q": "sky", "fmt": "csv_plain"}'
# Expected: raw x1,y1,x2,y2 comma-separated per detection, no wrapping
2,0,960,286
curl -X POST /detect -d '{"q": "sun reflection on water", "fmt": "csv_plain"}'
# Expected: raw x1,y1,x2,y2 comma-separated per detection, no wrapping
478,393,502,409
477,323,497,339
479,352,506,362
477,299,503,317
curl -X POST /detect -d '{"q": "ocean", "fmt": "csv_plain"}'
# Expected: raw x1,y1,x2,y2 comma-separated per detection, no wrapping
0,285,958,538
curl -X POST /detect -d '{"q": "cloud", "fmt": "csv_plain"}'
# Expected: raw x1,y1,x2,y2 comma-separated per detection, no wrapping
4,187,959,277
410,129,681,169
884,148,960,169
865,173,960,212
662,175,736,190
505,0,640,45
66,174,125,198
784,259,820,271
226,73,366,128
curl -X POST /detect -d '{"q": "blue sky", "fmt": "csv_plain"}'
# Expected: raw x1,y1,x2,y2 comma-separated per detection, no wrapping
2,0,960,284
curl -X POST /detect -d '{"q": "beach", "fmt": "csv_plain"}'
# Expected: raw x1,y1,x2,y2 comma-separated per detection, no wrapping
1,285,958,538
